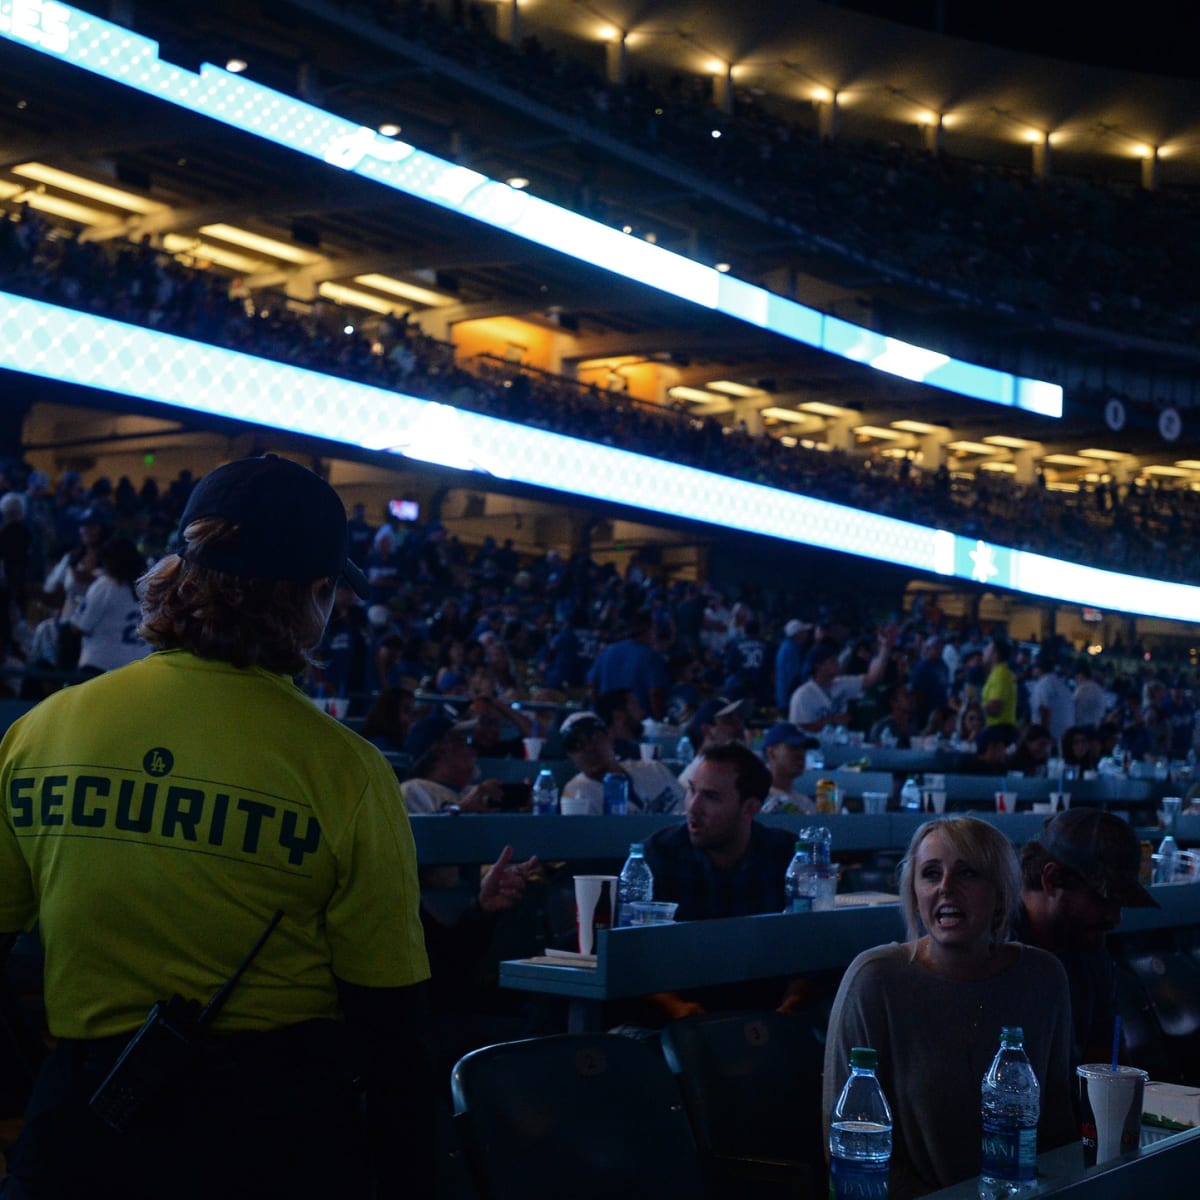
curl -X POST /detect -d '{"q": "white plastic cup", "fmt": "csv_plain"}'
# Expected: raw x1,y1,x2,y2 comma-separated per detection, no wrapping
1049,791,1071,812
522,737,544,761
639,742,658,761
994,790,1017,813
924,790,947,814
1077,1064,1148,1166
574,875,617,955
862,791,888,815
560,795,591,816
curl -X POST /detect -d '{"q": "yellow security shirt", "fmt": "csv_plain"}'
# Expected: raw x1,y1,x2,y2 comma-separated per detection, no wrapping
0,650,430,1039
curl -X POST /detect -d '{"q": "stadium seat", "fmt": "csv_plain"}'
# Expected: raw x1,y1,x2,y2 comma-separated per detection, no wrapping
451,1033,706,1200
1124,952,1200,1083
660,1009,828,1199
1113,963,1175,1083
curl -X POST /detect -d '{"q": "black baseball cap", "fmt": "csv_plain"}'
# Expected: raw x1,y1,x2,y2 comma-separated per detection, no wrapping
761,722,816,751
559,712,608,751
1040,809,1158,908
178,455,368,599
403,713,473,762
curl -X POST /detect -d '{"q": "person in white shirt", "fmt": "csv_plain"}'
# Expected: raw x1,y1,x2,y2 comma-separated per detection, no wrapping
399,713,504,814
558,711,684,815
1072,662,1107,728
788,635,890,731
71,537,151,674
1029,652,1075,749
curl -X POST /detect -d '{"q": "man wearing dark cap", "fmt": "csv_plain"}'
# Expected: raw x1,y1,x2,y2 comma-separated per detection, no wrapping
400,712,505,813
0,455,431,1199
788,634,890,732
558,711,684,814
1014,809,1158,1067
759,722,817,814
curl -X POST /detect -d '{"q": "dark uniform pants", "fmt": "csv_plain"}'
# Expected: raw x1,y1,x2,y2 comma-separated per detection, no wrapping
1,1019,371,1200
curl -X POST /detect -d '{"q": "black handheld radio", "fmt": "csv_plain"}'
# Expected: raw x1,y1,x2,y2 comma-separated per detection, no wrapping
89,909,283,1133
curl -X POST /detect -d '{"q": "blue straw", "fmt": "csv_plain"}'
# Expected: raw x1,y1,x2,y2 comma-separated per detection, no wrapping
1111,1014,1122,1071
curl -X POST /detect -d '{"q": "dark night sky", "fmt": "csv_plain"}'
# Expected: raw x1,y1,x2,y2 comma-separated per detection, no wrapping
832,1,1200,80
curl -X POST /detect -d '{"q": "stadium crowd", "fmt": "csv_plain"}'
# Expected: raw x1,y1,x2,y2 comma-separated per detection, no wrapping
2,204,1198,586
0,456,1194,784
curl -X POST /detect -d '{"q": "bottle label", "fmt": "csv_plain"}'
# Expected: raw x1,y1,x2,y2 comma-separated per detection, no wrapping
830,1155,888,1200
981,1118,1037,1182
784,896,813,914
603,774,629,815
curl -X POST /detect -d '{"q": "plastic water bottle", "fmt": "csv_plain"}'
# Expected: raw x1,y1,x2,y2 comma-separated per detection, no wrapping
532,768,558,816
829,1046,892,1200
675,735,695,766
980,1026,1040,1198
900,777,922,811
1156,833,1179,884
783,842,817,913
616,842,654,926
800,825,832,868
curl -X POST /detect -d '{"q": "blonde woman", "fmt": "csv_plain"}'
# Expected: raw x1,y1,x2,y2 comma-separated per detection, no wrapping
823,817,1076,1198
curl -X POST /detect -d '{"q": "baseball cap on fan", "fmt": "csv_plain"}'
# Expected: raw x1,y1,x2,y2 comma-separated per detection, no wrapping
177,455,369,599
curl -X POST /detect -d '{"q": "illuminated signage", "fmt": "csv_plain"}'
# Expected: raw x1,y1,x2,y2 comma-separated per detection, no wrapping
0,291,1191,621
0,3,1063,417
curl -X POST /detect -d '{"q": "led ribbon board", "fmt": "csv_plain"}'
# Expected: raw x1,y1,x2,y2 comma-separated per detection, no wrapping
0,290,1192,620
0,0,1062,417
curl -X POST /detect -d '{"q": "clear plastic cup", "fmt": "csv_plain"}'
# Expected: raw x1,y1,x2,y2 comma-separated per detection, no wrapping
628,900,679,926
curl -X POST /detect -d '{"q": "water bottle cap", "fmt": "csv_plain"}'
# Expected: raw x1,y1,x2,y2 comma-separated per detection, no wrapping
848,1047,878,1070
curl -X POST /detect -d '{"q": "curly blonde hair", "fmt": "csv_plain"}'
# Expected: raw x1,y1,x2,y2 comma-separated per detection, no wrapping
138,517,333,675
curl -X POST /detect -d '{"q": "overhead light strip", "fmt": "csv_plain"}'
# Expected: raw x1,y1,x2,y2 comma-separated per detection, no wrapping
0,4,1062,418
11,161,164,213
0,290,1190,622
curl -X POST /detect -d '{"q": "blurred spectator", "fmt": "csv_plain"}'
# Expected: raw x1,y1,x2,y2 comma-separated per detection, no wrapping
759,723,817,814
1030,652,1075,750
1072,662,1108,728
558,711,683,815
586,609,670,720
399,713,504,813
788,634,890,731
0,490,32,655
360,687,416,755
71,537,149,676
981,637,1018,742
595,687,645,760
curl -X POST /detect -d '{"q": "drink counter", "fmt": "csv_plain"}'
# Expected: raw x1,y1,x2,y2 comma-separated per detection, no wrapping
497,882,1200,1032
410,811,1200,866
926,1125,1200,1198
499,902,906,1031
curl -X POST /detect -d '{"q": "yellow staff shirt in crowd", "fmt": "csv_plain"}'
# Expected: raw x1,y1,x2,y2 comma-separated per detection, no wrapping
0,650,429,1040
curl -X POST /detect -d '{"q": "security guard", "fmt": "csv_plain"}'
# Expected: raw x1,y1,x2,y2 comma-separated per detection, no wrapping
0,455,431,1199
